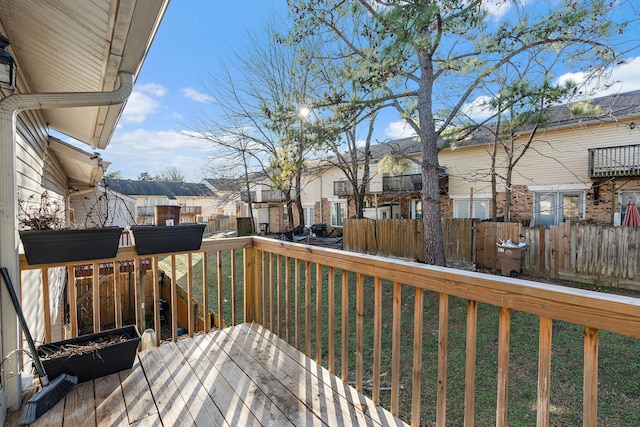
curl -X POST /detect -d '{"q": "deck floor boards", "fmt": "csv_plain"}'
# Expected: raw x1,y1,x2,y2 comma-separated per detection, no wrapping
9,323,408,427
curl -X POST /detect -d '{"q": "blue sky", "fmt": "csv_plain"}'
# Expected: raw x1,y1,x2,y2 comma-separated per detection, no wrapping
86,1,640,182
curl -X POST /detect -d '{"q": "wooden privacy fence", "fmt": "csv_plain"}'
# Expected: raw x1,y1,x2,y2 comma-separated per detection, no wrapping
343,218,476,264
344,219,640,288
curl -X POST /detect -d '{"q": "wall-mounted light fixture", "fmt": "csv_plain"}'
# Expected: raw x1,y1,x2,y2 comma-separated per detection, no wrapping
0,34,16,90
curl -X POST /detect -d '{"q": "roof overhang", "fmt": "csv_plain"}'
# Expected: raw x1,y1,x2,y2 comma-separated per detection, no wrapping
48,136,110,190
0,0,170,149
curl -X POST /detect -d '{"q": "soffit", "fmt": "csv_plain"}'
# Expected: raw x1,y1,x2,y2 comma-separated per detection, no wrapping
48,137,111,190
0,0,169,149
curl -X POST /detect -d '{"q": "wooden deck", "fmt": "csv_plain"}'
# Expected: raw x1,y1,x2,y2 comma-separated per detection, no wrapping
11,323,407,426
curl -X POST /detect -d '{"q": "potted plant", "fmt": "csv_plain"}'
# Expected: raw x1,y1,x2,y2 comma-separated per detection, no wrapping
37,325,141,383
18,191,123,265
129,205,206,255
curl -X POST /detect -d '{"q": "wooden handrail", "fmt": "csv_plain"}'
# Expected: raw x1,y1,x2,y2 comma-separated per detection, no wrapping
17,235,640,426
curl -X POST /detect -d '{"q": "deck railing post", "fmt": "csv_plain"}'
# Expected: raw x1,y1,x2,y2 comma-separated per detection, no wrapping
244,246,259,323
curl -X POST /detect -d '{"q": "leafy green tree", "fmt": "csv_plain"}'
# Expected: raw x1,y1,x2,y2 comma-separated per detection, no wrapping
103,170,122,180
137,171,153,181
288,0,631,265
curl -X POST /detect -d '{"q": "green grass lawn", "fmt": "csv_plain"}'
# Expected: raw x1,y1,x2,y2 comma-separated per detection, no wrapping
162,252,640,426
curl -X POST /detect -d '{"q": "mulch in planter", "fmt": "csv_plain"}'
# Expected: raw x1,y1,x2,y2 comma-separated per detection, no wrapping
37,325,141,383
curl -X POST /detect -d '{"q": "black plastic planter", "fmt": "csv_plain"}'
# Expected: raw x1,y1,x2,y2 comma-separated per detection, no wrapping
130,223,206,255
19,227,124,265
38,325,141,383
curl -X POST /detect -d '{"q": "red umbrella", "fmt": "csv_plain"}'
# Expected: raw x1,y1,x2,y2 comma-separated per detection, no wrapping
622,199,640,227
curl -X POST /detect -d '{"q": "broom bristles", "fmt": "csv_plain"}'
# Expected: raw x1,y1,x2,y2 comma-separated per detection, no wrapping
19,373,78,425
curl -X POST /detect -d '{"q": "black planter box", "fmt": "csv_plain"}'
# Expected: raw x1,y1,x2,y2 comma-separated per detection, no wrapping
19,227,124,265
38,325,141,383
130,223,206,255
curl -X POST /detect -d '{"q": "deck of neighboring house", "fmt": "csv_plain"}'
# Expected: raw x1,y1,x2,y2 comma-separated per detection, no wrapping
10,323,406,427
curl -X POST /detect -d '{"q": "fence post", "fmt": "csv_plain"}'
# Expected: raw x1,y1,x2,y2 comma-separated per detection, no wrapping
244,246,259,322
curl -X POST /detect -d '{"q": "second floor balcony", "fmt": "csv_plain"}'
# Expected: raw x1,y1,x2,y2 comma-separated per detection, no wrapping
589,144,640,178
241,189,296,203
383,173,449,194
137,205,202,217
333,180,370,196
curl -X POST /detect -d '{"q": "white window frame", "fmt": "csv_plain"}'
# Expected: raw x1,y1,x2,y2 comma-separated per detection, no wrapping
411,199,422,220
303,205,315,226
620,190,640,217
533,191,584,226
330,200,347,227
453,199,490,220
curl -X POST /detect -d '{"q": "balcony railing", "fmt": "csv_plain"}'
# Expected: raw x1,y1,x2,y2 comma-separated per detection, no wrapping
240,189,289,203
136,206,155,216
181,206,202,215
18,236,640,426
137,206,202,216
333,180,370,196
589,144,640,178
240,190,256,203
382,173,449,194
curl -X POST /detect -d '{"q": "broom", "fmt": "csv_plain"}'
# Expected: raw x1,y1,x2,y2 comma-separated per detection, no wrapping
1,267,78,425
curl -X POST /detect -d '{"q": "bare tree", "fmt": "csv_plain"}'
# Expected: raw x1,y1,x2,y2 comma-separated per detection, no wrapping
156,167,186,182
187,17,331,230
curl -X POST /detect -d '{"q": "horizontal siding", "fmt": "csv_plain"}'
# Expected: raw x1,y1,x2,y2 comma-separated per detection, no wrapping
441,121,639,196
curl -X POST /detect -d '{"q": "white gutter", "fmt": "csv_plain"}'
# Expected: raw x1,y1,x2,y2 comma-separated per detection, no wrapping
0,72,133,411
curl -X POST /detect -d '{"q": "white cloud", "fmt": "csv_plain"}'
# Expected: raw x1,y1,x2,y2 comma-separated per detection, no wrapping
122,92,160,124
137,83,167,97
182,87,215,103
104,128,213,180
385,121,417,139
556,56,640,97
483,0,513,20
461,95,495,121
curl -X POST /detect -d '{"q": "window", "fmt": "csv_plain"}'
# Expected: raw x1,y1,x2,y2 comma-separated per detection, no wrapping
620,191,640,217
453,199,490,219
412,199,423,219
534,192,583,226
303,206,314,226
330,201,347,227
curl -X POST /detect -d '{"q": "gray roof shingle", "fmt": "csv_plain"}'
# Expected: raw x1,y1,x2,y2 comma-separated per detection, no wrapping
105,179,215,198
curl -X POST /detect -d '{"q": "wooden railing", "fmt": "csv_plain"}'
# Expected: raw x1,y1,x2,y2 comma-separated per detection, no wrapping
589,144,640,178
19,236,640,426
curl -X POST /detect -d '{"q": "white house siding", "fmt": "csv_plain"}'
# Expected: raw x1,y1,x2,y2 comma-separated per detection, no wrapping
439,119,640,223
15,109,70,370
439,144,495,197
442,122,639,196
69,188,136,229
511,123,638,186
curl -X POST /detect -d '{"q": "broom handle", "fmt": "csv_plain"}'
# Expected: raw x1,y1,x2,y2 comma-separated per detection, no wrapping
1,267,49,382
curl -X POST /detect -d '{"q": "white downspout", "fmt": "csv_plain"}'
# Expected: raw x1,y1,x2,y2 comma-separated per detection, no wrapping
0,72,133,411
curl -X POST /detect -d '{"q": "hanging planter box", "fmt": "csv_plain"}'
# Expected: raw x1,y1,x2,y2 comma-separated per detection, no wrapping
130,223,206,255
19,227,124,265
37,325,141,383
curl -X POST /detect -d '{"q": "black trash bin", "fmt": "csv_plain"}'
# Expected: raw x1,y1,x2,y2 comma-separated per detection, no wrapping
310,223,327,237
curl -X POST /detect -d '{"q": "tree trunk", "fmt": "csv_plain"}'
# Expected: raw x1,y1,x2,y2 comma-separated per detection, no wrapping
417,56,446,266
295,172,305,227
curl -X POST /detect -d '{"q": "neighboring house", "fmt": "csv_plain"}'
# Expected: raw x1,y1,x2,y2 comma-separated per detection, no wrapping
440,90,640,226
294,138,447,233
294,90,640,229
106,179,218,224
0,0,169,415
69,185,137,229
202,177,249,217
